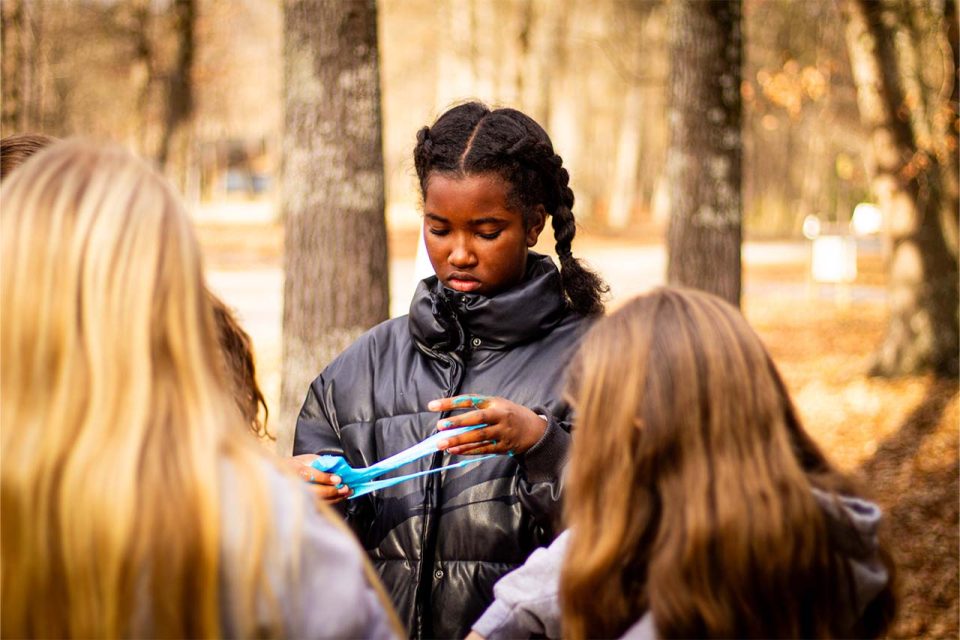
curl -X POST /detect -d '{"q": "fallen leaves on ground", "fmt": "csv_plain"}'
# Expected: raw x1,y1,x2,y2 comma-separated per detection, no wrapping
747,296,959,639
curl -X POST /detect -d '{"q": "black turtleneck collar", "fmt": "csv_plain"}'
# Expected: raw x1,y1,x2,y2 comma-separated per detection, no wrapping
408,252,569,354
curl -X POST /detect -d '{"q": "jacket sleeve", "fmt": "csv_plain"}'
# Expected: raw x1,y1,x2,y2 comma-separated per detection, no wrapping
471,529,568,639
290,490,400,640
293,372,345,457
292,371,375,526
514,407,571,540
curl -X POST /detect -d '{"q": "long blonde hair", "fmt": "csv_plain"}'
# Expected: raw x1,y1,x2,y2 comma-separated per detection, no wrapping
561,288,895,639
1,141,285,637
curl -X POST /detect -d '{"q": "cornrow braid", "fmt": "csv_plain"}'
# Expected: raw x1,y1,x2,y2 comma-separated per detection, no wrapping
414,102,608,316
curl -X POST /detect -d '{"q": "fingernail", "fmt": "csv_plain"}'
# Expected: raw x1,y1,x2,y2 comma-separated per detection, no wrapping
428,400,440,410
439,420,452,429
331,475,341,485
437,439,449,450
339,486,350,494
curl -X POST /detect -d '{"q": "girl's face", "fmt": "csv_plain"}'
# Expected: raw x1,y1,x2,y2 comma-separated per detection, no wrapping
423,173,545,296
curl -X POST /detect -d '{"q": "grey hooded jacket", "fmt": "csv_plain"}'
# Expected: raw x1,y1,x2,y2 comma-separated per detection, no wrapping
472,489,890,639
217,460,397,639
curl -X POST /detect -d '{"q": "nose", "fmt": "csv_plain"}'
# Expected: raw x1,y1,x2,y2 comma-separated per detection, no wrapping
448,237,477,269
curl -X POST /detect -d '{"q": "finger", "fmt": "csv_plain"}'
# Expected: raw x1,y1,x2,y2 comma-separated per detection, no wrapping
437,408,492,430
427,394,492,412
298,467,344,487
448,440,494,456
437,427,493,451
307,483,346,501
314,492,346,506
447,441,500,456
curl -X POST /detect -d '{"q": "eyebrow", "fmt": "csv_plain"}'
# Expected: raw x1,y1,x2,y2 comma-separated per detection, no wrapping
424,213,508,226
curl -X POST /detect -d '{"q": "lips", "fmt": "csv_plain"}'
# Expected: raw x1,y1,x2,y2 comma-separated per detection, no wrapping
446,272,482,293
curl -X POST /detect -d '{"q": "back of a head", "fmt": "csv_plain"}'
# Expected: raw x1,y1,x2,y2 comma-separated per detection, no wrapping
0,132,58,180
0,141,275,637
561,287,892,639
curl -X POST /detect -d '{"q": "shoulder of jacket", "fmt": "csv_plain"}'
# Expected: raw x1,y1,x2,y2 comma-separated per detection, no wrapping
356,315,409,345
324,315,411,365
539,310,594,343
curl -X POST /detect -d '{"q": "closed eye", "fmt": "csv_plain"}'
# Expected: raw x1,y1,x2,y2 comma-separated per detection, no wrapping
477,230,502,240
428,228,450,236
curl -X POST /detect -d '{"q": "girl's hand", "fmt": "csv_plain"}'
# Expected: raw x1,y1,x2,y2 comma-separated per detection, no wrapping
283,454,354,505
428,394,546,457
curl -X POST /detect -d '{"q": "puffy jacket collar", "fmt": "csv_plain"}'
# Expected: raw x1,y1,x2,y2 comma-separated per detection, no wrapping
409,252,569,353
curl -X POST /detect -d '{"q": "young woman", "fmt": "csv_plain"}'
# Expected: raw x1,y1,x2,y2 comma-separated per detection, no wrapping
1,141,399,639
291,102,608,638
470,287,896,639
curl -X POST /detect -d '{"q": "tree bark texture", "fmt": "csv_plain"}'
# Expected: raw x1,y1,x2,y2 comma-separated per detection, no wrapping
1,0,44,133
279,0,389,453
157,0,196,172
841,0,959,377
666,0,743,307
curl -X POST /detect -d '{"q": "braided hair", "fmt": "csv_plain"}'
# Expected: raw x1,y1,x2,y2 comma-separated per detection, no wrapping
414,102,608,316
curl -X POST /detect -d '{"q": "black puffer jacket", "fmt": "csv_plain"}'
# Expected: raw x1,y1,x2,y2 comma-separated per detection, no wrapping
294,254,588,639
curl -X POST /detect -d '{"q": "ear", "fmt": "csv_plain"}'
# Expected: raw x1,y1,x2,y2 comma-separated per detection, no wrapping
526,205,547,247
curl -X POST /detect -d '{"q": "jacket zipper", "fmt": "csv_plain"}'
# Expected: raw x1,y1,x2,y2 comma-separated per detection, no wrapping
412,345,464,638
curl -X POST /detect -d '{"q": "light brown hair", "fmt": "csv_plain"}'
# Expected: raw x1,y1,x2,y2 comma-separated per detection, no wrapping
0,132,57,179
560,287,895,639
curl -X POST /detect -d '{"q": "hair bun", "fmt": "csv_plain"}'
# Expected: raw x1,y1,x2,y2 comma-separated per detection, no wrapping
416,126,431,144
414,127,434,173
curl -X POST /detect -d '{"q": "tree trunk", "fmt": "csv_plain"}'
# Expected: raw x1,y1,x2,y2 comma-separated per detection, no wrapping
841,0,959,377
665,0,743,307
1,0,44,133
157,0,196,176
1,0,23,132
434,0,476,112
279,0,389,453
607,80,644,230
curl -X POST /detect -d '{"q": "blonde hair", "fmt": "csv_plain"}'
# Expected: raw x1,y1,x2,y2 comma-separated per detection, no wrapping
1,141,287,637
561,288,895,639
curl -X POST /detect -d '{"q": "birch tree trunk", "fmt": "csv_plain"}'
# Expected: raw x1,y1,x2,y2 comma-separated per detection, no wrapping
665,0,743,307
841,0,959,377
279,0,389,453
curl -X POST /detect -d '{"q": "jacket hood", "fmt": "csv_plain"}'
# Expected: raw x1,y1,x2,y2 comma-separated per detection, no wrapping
473,490,891,640
811,487,890,628
409,252,569,353
620,489,891,640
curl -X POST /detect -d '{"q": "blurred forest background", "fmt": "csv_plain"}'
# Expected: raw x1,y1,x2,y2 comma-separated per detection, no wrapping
0,0,895,234
2,0,958,637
